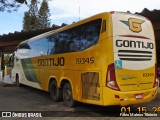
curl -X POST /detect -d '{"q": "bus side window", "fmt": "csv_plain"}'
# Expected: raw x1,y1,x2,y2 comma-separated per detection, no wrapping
16,43,30,59
47,35,55,55
38,38,49,56
101,20,106,33
69,19,102,52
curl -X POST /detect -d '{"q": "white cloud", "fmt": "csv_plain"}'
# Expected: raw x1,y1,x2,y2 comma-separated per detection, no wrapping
0,0,159,34
48,0,160,25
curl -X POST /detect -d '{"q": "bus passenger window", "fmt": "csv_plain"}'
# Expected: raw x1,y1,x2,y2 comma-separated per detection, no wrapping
69,19,102,52
38,38,49,56
16,43,30,59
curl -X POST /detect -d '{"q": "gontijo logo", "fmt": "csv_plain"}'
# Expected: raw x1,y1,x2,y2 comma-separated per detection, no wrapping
120,18,144,33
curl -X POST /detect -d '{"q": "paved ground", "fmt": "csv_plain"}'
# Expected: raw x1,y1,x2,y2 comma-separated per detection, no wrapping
0,75,15,87
0,76,160,119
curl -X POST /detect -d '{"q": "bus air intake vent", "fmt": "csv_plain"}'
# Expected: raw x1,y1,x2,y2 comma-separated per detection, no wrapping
118,50,152,61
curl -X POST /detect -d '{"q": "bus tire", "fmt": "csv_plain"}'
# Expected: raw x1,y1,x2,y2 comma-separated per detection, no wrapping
49,80,62,102
63,82,76,107
16,74,21,87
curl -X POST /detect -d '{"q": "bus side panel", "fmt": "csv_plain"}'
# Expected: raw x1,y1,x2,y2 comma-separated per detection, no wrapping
73,71,82,102
22,58,42,89
12,59,21,82
100,37,114,87
39,69,59,91
75,14,114,103
16,60,26,84
21,58,39,83
59,70,73,88
35,55,60,91
68,44,103,105
99,13,114,88
14,58,42,89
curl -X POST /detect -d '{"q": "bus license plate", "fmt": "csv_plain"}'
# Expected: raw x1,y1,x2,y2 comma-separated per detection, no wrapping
135,94,143,99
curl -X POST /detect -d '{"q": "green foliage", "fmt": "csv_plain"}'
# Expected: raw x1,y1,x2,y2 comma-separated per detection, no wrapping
4,54,12,67
29,0,38,16
23,12,31,31
61,23,68,27
28,0,39,30
23,0,51,31
38,0,51,29
52,24,60,28
22,0,39,31
0,0,27,12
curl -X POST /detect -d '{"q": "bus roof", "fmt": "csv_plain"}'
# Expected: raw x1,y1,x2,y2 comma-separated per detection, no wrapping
110,11,147,20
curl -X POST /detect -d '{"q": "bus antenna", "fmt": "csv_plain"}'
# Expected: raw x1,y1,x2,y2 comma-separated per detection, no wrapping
78,0,80,20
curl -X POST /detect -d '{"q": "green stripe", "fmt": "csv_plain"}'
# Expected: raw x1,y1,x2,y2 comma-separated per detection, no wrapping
21,58,40,83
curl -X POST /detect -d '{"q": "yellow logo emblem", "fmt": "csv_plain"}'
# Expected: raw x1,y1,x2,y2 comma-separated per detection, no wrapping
121,18,144,33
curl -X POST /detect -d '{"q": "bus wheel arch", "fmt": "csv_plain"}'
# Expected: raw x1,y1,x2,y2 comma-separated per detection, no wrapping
15,73,21,87
60,80,77,107
49,78,62,102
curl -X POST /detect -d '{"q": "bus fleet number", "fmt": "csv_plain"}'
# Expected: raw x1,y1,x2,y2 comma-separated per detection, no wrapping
76,57,94,64
143,73,154,77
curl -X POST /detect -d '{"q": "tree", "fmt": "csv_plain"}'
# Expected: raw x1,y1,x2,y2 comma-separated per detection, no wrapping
52,24,59,28
4,54,12,67
23,11,31,31
38,0,51,29
22,0,52,31
28,0,39,30
0,0,27,12
61,23,68,27
22,0,39,31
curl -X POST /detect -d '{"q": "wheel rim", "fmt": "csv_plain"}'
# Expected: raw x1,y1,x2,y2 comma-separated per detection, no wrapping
64,88,71,101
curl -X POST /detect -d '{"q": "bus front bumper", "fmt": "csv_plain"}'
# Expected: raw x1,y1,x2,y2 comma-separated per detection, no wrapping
103,86,158,106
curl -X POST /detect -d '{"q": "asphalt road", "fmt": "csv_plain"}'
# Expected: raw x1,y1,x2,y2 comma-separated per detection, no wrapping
0,82,160,119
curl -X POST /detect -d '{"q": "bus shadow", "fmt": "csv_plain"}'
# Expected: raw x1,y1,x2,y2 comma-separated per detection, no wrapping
71,102,122,117
19,85,123,117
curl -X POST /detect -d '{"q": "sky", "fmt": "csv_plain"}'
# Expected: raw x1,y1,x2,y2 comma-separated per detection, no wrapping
0,0,160,35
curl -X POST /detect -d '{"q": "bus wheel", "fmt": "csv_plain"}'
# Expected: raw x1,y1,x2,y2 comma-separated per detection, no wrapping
63,82,76,107
16,74,21,87
49,80,62,102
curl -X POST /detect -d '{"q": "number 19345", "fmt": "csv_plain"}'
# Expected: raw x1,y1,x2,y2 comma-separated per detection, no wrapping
76,57,94,64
